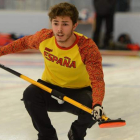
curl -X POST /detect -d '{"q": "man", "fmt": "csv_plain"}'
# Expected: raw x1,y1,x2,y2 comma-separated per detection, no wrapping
92,0,117,49
0,2,105,140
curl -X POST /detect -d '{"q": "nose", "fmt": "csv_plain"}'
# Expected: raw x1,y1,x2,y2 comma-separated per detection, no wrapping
58,25,62,32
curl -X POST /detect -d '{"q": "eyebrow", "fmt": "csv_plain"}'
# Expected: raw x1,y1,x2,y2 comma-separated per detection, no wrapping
52,20,69,23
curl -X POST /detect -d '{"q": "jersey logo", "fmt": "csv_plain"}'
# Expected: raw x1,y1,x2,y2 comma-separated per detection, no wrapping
45,47,53,52
44,51,76,68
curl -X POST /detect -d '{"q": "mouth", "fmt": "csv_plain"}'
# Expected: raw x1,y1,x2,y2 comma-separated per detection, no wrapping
57,33,64,38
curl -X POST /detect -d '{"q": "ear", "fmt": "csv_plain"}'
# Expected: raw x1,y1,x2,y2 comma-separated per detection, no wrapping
73,22,78,31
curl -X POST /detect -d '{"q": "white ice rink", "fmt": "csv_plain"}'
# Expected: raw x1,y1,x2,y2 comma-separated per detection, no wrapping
0,52,140,140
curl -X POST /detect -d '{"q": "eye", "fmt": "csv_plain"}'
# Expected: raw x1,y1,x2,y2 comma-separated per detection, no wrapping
53,22,58,26
63,23,68,26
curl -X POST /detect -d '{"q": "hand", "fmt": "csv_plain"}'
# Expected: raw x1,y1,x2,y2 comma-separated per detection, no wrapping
92,105,103,120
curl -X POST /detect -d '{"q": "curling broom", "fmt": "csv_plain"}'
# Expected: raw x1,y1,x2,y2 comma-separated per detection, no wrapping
0,63,126,128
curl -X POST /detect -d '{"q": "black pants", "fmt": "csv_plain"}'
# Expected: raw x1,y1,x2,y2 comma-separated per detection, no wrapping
93,14,114,49
22,79,96,140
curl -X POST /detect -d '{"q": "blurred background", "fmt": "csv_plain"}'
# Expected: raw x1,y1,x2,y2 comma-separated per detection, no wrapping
0,0,133,12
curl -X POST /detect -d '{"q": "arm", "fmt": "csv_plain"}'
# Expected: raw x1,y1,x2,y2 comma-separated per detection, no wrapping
0,28,53,56
86,40,105,107
79,38,105,107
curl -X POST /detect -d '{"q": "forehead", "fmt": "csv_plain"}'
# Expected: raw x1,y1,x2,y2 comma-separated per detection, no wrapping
52,16,72,22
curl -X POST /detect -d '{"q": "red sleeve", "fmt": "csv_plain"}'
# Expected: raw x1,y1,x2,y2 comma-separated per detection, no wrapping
0,28,53,56
78,37,105,107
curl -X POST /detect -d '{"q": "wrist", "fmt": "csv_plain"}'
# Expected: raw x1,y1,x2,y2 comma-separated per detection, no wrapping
93,104,101,108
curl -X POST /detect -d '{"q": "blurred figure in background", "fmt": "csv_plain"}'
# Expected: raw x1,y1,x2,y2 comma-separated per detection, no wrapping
92,0,117,49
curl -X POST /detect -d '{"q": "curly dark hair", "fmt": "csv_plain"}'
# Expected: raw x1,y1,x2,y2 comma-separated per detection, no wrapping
48,2,79,25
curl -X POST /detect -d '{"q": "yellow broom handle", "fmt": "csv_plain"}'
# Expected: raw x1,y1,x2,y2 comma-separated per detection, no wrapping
20,75,93,114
